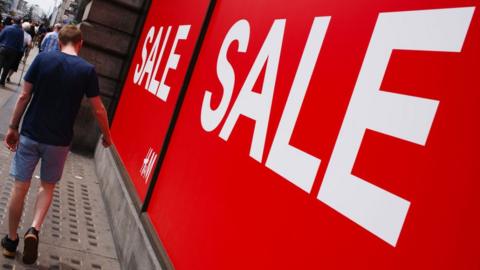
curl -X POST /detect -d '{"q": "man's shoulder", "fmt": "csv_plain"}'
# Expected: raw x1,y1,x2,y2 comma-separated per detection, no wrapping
74,56,95,70
35,51,61,63
36,51,95,69
63,54,96,73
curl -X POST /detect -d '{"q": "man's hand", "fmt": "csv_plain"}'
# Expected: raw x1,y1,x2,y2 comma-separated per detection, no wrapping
5,81,33,152
102,135,112,148
4,128,19,152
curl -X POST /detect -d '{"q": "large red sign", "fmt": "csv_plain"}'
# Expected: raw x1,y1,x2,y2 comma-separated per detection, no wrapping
145,0,480,269
111,0,212,199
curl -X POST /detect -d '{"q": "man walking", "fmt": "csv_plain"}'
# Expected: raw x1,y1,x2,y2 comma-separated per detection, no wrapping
40,23,61,53
0,17,24,87
6,22,32,83
1,25,112,264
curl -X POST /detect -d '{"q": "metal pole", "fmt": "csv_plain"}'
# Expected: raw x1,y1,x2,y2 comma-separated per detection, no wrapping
17,52,28,87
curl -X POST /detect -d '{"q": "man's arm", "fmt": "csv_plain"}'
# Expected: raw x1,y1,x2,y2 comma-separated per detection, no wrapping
4,82,33,151
10,82,33,127
88,96,112,147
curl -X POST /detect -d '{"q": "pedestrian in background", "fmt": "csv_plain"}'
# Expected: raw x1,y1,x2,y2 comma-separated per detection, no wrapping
3,17,13,27
5,22,32,83
0,17,24,87
24,22,34,61
40,23,61,53
1,25,112,265
36,23,47,49
29,22,36,35
26,22,36,44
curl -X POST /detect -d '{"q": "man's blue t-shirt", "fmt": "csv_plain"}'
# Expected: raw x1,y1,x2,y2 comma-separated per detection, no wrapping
21,51,100,146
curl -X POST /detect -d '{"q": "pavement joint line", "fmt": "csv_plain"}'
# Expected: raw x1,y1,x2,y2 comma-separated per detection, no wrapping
0,229,119,261
38,240,119,261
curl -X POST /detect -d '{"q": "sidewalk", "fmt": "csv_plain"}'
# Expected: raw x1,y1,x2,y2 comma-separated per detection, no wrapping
0,49,121,269
0,47,29,137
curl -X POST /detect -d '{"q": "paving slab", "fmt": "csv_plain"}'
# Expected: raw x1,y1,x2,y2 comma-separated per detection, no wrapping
0,147,121,270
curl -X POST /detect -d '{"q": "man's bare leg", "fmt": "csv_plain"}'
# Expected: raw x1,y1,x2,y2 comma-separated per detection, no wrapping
31,181,55,230
21,181,55,264
8,181,31,240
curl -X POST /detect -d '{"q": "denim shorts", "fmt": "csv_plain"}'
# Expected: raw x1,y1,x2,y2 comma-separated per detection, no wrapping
10,135,70,184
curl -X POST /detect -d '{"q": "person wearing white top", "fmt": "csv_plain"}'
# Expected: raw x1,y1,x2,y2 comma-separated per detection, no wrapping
22,22,32,60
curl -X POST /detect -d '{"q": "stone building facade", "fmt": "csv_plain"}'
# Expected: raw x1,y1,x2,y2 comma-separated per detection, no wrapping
72,0,148,154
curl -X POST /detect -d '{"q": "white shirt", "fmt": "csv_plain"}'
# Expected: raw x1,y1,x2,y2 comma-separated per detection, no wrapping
23,31,32,49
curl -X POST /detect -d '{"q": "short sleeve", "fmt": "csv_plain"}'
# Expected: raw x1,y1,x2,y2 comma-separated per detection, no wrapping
24,54,41,84
85,67,100,98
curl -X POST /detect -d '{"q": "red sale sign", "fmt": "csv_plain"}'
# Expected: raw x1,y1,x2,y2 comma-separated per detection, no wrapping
111,0,212,199
144,0,480,269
